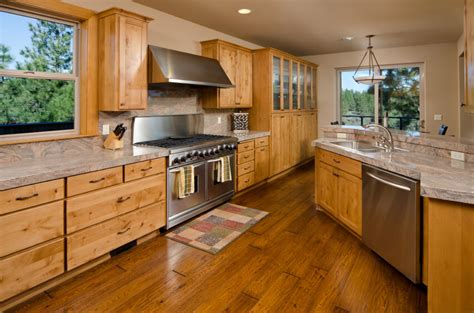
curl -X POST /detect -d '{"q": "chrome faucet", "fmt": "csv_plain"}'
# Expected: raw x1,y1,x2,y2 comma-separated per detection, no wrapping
363,123,394,152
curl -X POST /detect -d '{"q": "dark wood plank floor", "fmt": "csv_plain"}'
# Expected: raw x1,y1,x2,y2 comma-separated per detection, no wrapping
12,162,427,312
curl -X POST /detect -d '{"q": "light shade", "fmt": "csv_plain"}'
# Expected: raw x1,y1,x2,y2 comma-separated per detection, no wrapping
354,74,386,85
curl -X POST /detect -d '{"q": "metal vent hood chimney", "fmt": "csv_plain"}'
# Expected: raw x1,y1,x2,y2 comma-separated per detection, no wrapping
148,45,234,88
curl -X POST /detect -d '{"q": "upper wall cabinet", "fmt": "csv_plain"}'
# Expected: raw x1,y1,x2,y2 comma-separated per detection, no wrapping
98,9,152,111
201,40,253,108
465,0,474,112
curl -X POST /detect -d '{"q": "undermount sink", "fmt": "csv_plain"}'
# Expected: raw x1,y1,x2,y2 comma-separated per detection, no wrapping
330,140,383,153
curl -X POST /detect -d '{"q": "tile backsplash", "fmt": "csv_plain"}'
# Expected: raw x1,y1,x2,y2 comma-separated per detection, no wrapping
99,87,234,144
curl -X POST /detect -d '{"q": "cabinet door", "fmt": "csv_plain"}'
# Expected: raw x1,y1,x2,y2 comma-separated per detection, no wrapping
119,16,148,110
316,161,338,216
305,66,312,110
303,112,317,159
282,59,290,110
299,64,306,110
255,145,269,183
337,171,362,236
290,113,305,165
291,61,298,110
236,50,252,107
311,67,318,110
272,56,282,111
218,45,237,108
271,114,291,175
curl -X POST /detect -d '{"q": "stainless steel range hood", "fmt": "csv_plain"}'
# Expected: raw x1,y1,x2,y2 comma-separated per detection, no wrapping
148,45,234,88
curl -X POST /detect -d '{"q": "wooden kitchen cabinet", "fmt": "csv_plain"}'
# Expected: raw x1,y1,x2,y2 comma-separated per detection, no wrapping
201,39,252,108
290,112,305,166
236,137,270,192
254,145,270,183
316,148,362,236
271,114,292,175
98,8,151,111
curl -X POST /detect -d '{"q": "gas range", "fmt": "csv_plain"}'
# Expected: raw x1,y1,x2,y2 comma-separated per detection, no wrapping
135,133,237,168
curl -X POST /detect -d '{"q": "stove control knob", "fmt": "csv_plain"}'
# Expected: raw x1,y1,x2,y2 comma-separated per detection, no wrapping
172,158,180,165
230,144,236,150
220,145,226,151
192,151,199,157
212,148,219,154
186,153,193,159
198,151,205,157
180,156,186,162
204,150,209,156
209,149,215,155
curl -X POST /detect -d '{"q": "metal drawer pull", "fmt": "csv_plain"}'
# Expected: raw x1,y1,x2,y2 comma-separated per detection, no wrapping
117,196,131,203
117,227,131,235
366,172,411,191
333,159,340,164
89,177,105,184
244,179,250,183
141,167,153,172
333,173,339,177
16,193,39,201
244,155,249,158
244,167,251,170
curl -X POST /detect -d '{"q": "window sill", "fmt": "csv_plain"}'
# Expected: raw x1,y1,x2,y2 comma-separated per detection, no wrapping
0,134,99,146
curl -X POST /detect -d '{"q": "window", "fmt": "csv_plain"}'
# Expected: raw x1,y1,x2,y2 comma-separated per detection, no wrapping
0,8,79,138
338,65,423,131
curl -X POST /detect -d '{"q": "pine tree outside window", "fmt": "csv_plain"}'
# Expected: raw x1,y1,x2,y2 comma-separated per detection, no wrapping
0,8,79,139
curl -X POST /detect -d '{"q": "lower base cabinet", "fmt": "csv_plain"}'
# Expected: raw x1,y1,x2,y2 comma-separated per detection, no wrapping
0,239,64,301
237,137,269,192
315,148,362,236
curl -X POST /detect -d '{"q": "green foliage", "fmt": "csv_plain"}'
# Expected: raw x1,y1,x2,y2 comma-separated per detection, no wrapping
0,19,74,125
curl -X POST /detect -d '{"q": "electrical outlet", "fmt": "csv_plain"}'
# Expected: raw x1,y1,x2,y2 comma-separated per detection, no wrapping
434,114,443,121
450,151,465,161
336,133,347,139
102,124,110,135
217,117,222,124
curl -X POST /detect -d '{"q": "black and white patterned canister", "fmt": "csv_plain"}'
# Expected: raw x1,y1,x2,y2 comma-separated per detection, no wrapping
232,112,249,133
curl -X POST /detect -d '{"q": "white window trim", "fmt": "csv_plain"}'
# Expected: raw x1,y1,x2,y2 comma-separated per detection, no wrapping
336,63,425,129
0,7,80,141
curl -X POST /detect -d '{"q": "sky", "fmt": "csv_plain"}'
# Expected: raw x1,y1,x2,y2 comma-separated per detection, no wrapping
340,69,371,93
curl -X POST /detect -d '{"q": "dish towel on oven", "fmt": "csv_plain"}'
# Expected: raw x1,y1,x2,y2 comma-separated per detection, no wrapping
217,155,232,183
178,165,195,199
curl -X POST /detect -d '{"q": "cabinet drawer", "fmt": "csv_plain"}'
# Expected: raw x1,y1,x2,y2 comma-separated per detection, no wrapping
67,202,166,270
238,140,255,153
237,172,255,192
316,148,361,178
0,201,64,257
0,238,64,302
66,174,165,233
254,136,269,148
124,158,166,182
238,161,255,176
0,179,64,215
238,150,255,165
67,167,123,197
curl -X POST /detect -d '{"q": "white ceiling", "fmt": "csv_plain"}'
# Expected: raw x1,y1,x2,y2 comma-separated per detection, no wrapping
134,0,464,56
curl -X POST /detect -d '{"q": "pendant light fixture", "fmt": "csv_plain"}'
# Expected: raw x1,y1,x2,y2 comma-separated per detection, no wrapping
353,35,386,85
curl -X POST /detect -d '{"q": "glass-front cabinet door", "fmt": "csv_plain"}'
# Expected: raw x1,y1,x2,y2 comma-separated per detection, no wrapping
291,62,298,110
299,64,305,110
306,66,312,110
311,67,317,110
282,59,290,110
272,56,281,111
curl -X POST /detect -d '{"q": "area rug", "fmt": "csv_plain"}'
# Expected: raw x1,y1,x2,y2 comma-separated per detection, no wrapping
165,203,269,254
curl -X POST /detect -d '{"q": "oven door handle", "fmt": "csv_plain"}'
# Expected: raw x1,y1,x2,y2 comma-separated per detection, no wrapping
207,158,222,163
169,164,200,173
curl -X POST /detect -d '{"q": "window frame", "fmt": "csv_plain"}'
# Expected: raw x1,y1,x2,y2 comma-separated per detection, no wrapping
336,63,426,130
0,7,81,140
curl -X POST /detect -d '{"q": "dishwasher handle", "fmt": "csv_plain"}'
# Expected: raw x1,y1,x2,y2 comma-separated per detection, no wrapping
366,172,411,192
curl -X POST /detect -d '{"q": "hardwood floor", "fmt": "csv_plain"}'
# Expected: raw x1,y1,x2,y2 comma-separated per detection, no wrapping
11,162,427,313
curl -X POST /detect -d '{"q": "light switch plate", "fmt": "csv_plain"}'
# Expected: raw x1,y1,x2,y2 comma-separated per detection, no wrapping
451,151,465,161
434,114,443,121
102,124,110,135
336,133,347,139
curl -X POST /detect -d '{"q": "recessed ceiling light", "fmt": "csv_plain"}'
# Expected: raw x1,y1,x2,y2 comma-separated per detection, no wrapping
238,8,252,15
342,36,354,41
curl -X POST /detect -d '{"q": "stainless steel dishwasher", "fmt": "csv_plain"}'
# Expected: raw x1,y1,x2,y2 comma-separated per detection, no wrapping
362,164,421,283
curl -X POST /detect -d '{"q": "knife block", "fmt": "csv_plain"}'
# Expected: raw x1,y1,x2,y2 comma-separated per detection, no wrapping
103,132,124,150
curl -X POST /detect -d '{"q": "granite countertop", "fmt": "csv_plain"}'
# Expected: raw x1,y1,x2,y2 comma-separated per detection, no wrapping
313,138,474,205
0,145,169,191
208,130,271,142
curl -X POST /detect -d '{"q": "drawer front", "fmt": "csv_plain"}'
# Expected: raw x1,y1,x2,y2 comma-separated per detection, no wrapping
0,239,64,302
124,158,166,182
238,140,255,153
0,201,64,257
237,172,255,192
67,166,123,197
66,174,166,233
254,136,269,148
316,148,361,178
238,161,255,176
0,179,64,215
237,150,255,165
67,202,166,270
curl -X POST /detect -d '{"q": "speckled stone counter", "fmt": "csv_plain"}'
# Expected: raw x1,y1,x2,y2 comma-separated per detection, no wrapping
313,138,474,205
0,145,169,191
207,130,271,142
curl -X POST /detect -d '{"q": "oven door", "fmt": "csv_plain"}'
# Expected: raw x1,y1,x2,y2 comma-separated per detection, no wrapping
207,154,235,201
167,161,206,228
